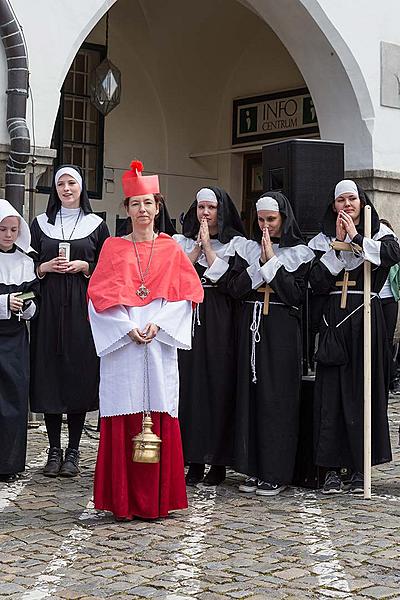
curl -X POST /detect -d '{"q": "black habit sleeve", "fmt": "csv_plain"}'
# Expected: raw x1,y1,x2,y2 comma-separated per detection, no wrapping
227,253,309,306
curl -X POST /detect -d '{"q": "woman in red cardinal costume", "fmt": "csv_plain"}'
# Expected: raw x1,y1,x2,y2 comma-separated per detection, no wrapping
87,161,203,520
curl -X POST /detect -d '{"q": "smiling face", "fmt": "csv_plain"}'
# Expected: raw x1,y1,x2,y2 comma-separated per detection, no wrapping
333,192,362,225
196,201,218,234
56,174,82,209
257,210,283,238
126,194,159,229
0,216,20,251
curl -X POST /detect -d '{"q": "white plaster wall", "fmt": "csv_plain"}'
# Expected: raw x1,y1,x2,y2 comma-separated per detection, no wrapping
65,0,307,230
3,0,397,227
308,0,400,172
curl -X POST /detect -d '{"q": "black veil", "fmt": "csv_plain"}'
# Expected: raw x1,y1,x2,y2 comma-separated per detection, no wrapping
182,186,245,243
321,182,380,238
252,191,305,248
45,165,93,225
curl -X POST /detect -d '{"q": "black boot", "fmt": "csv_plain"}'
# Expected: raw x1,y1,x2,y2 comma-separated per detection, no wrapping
203,465,226,486
59,448,80,477
43,447,63,477
185,463,205,486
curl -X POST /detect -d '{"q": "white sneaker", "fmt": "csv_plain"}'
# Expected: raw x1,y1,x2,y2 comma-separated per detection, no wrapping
239,476,258,493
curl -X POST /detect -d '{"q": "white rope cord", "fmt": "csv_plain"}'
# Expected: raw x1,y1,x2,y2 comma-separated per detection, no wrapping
250,301,263,383
192,303,201,337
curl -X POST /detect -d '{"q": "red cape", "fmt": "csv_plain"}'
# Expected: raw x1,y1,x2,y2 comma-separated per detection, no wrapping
88,234,204,312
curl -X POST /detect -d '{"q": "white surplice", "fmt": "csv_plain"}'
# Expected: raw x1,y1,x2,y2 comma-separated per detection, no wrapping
88,299,192,418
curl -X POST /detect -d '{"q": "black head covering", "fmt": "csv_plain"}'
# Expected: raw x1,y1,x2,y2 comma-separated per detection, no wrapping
46,165,93,225
121,195,177,236
182,186,245,243
321,181,380,238
253,191,305,248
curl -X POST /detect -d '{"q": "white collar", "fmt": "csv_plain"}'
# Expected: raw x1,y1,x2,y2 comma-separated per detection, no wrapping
36,211,103,240
0,248,36,285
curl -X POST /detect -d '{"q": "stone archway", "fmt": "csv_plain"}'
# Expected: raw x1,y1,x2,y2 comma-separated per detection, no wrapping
10,0,374,171
238,0,374,171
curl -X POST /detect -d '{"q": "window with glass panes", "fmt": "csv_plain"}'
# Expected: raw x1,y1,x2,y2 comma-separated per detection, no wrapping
37,43,105,198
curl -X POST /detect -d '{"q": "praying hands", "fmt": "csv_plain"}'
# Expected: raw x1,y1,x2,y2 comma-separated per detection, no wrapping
260,227,275,264
336,211,358,241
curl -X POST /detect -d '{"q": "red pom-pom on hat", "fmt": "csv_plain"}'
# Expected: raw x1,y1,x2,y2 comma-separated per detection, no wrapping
130,160,143,174
122,158,159,197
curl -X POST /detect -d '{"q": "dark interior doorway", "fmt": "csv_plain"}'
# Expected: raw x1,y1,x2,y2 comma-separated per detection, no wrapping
242,152,263,236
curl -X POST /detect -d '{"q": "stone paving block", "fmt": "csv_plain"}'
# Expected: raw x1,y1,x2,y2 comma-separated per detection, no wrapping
0,402,399,599
359,587,399,599
128,586,162,598
274,567,311,581
0,582,25,595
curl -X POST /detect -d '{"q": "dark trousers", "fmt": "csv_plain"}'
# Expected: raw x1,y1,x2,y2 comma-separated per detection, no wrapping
381,298,399,387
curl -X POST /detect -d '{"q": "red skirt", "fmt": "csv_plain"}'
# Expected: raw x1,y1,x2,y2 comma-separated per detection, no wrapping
94,412,188,520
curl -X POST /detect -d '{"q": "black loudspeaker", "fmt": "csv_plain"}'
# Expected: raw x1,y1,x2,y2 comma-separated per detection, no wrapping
262,139,344,237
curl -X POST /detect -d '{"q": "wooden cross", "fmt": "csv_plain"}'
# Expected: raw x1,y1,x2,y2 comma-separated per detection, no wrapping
257,285,274,315
330,240,362,254
336,271,356,309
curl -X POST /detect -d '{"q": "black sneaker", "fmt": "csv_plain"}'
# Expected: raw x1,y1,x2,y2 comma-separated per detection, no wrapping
349,472,364,494
238,476,258,493
59,448,80,478
185,463,205,486
0,473,18,483
43,447,63,477
256,481,286,496
203,465,226,486
391,379,400,395
322,470,343,494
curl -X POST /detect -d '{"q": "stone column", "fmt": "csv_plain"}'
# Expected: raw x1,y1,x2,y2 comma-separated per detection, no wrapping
347,169,400,235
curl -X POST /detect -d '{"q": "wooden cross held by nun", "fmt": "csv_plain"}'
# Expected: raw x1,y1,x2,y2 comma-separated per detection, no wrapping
330,240,358,309
257,284,274,315
331,207,373,500
336,271,356,308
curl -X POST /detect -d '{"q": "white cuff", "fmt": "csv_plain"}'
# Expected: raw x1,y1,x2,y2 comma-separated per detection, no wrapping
153,300,192,350
363,238,381,266
320,249,345,276
246,262,264,289
260,255,283,284
0,295,11,320
203,257,229,282
88,301,138,357
22,301,36,320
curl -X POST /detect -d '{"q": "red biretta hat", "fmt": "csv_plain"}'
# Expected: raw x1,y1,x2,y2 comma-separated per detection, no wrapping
122,160,160,198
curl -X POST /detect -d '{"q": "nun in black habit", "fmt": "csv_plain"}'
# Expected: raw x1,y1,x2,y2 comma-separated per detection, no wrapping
308,179,400,494
174,186,246,486
227,192,314,496
0,200,39,482
30,165,109,478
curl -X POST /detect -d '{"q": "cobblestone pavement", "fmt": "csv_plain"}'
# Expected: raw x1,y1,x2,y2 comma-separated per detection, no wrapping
1,400,399,600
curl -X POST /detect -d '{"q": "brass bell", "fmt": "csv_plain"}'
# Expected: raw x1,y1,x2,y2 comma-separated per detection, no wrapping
132,413,162,463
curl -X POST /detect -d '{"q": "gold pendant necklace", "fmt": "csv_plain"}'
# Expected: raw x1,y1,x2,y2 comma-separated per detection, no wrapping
131,232,156,299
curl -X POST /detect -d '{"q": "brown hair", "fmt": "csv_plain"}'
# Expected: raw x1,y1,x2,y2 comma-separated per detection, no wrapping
380,218,394,231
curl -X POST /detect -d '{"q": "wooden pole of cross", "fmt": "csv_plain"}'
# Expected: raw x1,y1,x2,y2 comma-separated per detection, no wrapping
363,205,372,500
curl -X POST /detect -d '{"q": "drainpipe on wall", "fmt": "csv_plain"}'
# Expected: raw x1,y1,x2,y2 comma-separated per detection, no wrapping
0,0,30,213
